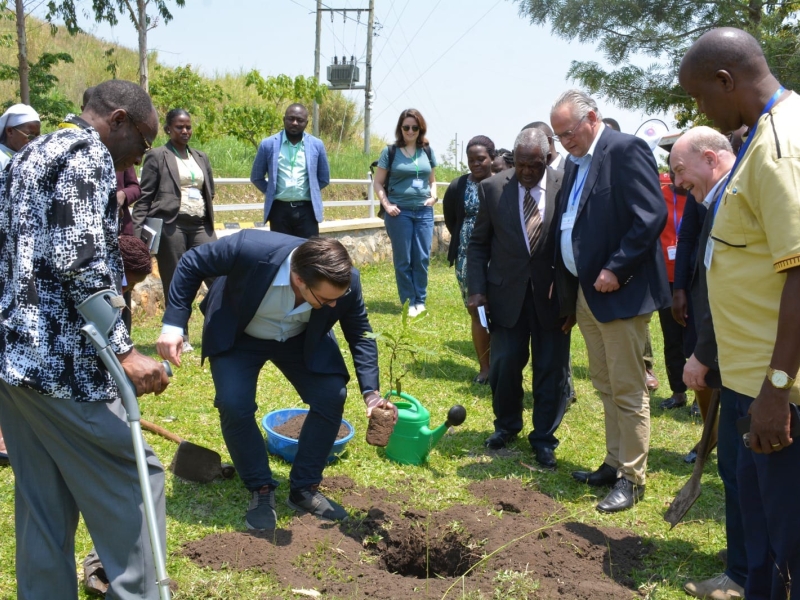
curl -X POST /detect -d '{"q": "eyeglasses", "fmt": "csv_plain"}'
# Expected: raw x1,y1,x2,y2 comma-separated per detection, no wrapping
553,115,587,142
401,125,420,132
13,127,38,141
127,114,152,153
307,285,351,307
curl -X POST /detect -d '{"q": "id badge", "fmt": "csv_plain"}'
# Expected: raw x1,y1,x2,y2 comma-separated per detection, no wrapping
704,237,714,270
411,178,424,189
667,245,677,261
561,214,576,230
188,187,202,200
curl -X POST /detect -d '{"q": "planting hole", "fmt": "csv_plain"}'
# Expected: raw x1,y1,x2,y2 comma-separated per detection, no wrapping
375,526,480,579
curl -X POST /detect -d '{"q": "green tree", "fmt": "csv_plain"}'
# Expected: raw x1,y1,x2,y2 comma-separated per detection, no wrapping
223,71,327,148
515,0,800,125
318,90,363,148
46,0,186,92
0,51,76,124
149,64,227,142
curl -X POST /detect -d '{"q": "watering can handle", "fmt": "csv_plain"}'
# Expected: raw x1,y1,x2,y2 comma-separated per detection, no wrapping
386,390,423,412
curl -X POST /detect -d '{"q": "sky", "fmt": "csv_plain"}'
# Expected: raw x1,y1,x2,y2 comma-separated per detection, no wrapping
72,0,674,164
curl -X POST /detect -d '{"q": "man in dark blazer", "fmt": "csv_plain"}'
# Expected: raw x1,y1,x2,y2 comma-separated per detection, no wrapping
670,128,746,599
156,231,393,530
467,128,572,469
551,89,670,513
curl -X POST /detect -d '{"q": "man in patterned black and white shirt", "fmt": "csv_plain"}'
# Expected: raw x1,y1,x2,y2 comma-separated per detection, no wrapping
0,80,169,600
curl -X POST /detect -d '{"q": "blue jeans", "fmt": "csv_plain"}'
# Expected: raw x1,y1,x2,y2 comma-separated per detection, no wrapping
732,390,800,599
209,332,348,492
718,387,747,587
383,205,434,306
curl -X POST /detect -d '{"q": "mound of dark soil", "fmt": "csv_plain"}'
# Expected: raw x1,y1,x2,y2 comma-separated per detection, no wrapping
181,476,649,598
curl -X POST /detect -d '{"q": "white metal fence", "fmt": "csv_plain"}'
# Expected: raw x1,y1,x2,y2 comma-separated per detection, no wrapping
213,176,449,220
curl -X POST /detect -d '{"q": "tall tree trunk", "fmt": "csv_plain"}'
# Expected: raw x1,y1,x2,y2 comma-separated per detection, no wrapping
137,0,148,92
15,0,29,104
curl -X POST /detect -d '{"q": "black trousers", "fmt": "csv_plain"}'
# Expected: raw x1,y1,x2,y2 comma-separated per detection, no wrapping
657,282,693,394
488,286,571,451
268,200,319,238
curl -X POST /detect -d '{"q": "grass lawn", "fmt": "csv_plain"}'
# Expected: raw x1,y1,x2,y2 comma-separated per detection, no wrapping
0,257,726,599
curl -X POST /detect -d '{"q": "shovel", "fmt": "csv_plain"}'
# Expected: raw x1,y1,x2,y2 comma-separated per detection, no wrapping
140,419,235,484
664,388,721,528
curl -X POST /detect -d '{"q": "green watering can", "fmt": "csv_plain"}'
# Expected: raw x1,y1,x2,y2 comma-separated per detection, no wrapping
384,391,467,465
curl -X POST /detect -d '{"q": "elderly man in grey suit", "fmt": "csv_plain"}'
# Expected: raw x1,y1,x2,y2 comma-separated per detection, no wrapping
467,128,573,468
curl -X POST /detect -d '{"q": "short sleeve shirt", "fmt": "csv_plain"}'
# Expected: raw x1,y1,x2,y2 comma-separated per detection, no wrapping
707,91,800,400
378,145,437,208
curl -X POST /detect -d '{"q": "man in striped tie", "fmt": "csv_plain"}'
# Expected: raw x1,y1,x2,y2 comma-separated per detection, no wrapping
468,128,573,469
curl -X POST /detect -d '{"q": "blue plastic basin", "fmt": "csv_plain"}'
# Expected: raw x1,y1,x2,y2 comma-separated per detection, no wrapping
261,408,354,464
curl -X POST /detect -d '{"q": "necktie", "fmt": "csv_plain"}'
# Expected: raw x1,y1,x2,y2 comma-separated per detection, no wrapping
523,187,542,253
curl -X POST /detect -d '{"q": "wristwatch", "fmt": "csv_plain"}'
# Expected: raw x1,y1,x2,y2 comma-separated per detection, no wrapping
766,366,796,389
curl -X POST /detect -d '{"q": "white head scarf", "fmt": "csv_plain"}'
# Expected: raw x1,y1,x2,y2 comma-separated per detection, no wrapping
0,104,41,143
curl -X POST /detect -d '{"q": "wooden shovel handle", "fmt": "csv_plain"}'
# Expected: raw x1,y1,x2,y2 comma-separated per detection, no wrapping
140,418,184,445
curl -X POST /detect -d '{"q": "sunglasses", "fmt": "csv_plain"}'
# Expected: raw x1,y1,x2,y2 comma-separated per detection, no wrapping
13,127,38,141
307,285,351,307
127,114,152,153
401,125,420,132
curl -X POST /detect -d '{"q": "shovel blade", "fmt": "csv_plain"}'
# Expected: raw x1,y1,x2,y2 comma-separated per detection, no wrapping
169,440,224,483
664,478,701,527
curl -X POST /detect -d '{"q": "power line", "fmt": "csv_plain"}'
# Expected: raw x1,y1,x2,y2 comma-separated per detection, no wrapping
374,0,442,90
374,0,503,121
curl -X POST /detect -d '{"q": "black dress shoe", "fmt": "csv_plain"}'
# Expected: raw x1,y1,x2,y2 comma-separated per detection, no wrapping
596,478,645,513
534,447,557,469
484,430,517,450
572,463,618,486
659,392,687,409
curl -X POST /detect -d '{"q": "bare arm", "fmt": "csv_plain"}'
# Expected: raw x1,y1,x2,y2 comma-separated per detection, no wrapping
373,167,400,217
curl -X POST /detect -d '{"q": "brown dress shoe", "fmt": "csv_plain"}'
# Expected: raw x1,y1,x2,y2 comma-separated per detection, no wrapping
646,369,660,391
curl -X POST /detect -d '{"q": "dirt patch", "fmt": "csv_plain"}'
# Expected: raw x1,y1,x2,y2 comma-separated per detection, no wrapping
273,414,351,440
182,478,649,599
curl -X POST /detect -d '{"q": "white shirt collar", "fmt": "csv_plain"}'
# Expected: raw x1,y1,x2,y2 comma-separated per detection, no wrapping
569,122,605,167
703,170,731,208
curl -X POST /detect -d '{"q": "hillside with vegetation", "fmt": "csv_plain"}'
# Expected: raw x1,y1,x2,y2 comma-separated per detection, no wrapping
0,15,461,195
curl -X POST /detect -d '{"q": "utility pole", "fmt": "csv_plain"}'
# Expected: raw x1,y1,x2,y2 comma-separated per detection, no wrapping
312,2,375,153
364,0,375,155
312,0,323,137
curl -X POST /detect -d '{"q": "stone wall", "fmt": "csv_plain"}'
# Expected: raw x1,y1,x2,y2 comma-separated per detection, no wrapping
130,216,451,317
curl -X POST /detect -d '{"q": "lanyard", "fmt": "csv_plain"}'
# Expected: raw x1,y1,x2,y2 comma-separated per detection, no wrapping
568,162,590,211
672,189,679,234
287,141,301,175
171,145,197,186
713,86,785,221
406,147,420,179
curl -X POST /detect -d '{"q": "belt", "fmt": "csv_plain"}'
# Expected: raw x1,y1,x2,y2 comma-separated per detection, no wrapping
276,199,311,208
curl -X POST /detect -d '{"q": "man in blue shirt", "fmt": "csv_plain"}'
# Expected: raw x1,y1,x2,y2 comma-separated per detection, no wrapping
250,104,331,238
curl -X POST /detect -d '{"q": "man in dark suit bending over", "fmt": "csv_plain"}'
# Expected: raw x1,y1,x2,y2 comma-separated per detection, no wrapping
467,128,572,469
551,90,670,513
157,232,395,530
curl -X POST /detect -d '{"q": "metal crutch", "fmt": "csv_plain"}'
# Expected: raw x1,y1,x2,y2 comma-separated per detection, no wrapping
77,290,172,600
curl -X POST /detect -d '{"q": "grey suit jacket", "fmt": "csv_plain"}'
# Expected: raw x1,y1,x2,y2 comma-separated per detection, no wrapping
467,168,564,329
132,141,216,238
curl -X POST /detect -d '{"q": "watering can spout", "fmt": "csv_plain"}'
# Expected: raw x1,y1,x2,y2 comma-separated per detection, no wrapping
423,404,468,449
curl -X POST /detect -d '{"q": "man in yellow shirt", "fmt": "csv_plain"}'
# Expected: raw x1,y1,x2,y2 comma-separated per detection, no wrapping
680,27,800,599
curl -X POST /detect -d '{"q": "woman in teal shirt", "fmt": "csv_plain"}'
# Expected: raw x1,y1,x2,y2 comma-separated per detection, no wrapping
372,108,437,317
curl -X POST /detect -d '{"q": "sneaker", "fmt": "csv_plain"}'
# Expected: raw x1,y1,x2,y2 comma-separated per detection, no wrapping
684,573,744,599
182,340,194,353
245,485,277,530
414,303,426,315
406,305,418,318
287,484,348,522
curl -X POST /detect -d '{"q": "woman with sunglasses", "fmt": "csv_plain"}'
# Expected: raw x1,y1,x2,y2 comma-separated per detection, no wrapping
373,108,438,317
443,135,496,384
132,108,216,349
0,104,40,169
